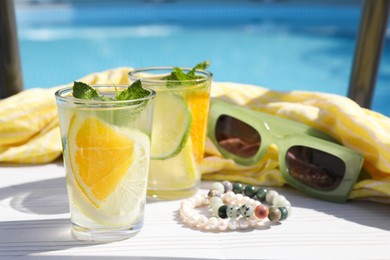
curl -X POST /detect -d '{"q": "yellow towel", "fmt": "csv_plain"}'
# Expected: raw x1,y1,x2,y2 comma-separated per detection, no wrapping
1,67,389,203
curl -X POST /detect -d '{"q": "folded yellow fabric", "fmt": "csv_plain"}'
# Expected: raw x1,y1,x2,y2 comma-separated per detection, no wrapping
1,67,389,203
0,67,130,163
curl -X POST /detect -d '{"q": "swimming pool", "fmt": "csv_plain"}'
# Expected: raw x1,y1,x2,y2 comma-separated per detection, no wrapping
15,0,390,116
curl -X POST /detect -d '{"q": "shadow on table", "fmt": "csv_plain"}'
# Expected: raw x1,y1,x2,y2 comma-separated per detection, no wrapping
0,217,208,259
0,176,69,215
0,218,208,259
0,218,99,257
274,185,390,231
0,217,204,259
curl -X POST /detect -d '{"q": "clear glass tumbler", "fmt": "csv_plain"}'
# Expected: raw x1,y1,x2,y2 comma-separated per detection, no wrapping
55,85,155,241
129,67,212,200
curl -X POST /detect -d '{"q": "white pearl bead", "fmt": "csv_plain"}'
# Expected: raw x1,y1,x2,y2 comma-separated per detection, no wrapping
211,182,225,193
283,199,291,208
197,215,208,228
180,200,187,208
180,206,192,220
232,194,244,205
266,190,279,204
242,196,251,204
238,218,249,229
182,199,195,208
188,214,200,226
249,215,258,226
207,217,218,229
224,191,235,204
228,219,238,230
188,197,196,206
217,219,228,231
251,200,261,208
193,195,203,207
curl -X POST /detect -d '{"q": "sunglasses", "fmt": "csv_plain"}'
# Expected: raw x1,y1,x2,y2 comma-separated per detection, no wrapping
207,99,364,203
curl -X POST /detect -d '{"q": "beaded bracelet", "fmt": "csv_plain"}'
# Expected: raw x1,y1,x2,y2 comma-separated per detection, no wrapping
179,181,292,231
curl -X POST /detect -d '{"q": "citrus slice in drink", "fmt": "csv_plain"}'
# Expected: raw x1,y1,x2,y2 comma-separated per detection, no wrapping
67,114,150,226
148,138,198,192
150,92,192,159
186,91,210,163
68,115,134,207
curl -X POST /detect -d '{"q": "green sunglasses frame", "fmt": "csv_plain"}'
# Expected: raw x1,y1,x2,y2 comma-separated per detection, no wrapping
207,99,364,203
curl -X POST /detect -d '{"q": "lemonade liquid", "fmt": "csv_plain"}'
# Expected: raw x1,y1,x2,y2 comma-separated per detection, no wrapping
55,86,155,241
129,68,212,200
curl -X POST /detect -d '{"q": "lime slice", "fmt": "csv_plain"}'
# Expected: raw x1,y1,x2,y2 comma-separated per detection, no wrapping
151,92,192,159
149,138,198,189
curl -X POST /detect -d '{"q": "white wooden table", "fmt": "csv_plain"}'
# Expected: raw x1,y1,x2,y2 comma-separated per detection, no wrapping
1,160,389,259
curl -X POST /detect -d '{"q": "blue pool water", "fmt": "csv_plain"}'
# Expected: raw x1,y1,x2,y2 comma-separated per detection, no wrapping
15,1,390,116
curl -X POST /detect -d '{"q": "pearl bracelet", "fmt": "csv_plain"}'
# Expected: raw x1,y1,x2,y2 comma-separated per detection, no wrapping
179,181,292,231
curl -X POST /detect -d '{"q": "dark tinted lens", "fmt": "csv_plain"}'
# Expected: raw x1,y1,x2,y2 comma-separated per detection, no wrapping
215,115,261,158
286,145,345,191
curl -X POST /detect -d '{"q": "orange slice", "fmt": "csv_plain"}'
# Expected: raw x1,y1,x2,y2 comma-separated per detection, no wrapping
187,91,210,163
68,115,134,208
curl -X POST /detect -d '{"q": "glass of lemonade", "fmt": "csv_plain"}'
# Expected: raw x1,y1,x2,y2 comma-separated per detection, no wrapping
129,67,212,200
55,85,155,241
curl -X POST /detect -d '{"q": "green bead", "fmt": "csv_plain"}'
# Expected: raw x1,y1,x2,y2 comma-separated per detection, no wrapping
218,205,228,219
256,187,267,201
279,207,288,221
244,185,257,198
232,183,244,194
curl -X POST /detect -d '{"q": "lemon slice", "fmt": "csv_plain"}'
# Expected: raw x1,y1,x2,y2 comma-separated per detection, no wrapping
67,114,150,226
151,92,192,160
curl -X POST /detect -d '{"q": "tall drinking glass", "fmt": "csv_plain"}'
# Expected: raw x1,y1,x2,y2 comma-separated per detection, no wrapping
129,67,212,200
55,85,155,241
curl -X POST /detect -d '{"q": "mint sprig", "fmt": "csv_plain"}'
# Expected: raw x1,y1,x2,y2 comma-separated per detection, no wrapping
189,61,210,76
164,61,210,87
72,80,149,101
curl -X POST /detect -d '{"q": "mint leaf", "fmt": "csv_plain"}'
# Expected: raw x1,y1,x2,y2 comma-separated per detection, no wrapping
164,67,188,81
194,61,210,70
188,61,210,77
72,80,149,101
72,81,101,100
117,80,150,100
